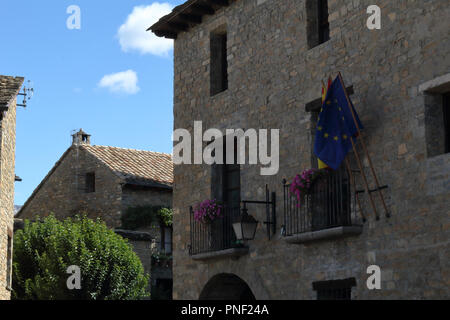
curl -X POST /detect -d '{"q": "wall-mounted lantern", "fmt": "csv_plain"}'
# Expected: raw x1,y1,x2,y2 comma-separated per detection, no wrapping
234,185,276,241
232,205,259,241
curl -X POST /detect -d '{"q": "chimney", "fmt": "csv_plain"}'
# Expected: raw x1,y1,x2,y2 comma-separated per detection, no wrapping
72,129,91,145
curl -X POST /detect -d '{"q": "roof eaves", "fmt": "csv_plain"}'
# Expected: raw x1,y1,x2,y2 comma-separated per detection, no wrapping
149,0,232,39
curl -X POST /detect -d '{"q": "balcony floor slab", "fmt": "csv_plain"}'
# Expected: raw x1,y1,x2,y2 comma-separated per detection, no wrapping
284,226,363,244
191,247,249,261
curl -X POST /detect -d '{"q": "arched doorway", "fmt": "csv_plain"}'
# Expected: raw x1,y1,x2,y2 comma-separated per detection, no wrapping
199,273,256,300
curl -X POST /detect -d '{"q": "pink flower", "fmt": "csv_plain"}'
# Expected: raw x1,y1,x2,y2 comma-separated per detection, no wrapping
290,168,328,208
193,199,223,224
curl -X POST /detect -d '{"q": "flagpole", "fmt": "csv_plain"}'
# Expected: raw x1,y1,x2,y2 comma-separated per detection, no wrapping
338,72,390,219
348,135,379,220
345,158,366,222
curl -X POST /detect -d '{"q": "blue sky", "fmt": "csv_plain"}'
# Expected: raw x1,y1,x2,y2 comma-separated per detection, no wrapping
0,1,184,205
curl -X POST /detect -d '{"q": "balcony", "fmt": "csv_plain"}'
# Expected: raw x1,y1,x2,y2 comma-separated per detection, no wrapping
283,167,363,244
189,206,249,261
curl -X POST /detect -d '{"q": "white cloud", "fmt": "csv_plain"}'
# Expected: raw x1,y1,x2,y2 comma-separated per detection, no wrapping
117,3,174,57
98,70,140,94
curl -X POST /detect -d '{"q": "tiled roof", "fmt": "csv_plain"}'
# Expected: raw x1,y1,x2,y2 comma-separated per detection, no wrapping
81,145,173,188
0,75,24,108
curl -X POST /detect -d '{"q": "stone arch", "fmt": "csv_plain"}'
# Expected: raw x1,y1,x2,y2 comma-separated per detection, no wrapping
199,273,256,300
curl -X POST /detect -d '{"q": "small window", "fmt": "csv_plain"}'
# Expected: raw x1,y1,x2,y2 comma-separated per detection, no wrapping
318,0,330,44
444,93,450,153
313,278,356,300
307,0,330,48
161,226,172,254
210,27,228,96
6,229,13,290
425,91,450,157
85,172,95,193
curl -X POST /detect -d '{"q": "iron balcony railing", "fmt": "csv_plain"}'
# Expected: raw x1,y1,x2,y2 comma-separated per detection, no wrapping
283,166,360,236
189,206,242,256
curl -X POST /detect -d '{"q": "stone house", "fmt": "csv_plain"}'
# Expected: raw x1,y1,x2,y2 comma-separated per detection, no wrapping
17,130,174,298
150,0,449,299
0,75,24,300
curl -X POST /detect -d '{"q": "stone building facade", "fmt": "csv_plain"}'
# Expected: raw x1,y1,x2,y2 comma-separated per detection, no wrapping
17,130,174,298
151,0,450,299
0,75,24,300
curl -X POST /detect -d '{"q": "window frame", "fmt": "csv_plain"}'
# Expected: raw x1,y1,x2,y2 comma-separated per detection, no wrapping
443,93,450,153
210,28,228,96
318,0,330,45
223,137,241,209
313,278,356,300
160,225,173,255
85,172,96,193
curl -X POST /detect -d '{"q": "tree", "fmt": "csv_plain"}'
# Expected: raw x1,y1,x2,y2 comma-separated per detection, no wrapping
12,215,149,300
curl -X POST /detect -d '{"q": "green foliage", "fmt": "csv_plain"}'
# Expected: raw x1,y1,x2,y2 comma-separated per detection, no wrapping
151,252,172,266
12,215,149,300
158,207,173,227
121,206,172,230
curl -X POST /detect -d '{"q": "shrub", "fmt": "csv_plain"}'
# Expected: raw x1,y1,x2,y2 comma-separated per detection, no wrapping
12,215,149,300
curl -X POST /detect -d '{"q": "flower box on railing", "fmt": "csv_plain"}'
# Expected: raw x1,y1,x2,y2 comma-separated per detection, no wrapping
283,166,363,243
189,205,247,258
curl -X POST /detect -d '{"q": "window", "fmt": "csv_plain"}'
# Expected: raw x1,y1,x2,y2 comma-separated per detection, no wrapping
161,226,172,254
81,134,89,144
85,172,95,193
6,229,13,290
307,0,330,48
313,278,356,300
307,108,352,231
223,139,241,210
210,27,228,96
425,91,450,157
318,0,330,44
211,136,241,208
444,93,450,153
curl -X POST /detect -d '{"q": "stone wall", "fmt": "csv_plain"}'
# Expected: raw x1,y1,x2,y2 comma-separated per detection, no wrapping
18,145,124,228
122,186,172,213
172,0,450,299
0,100,16,300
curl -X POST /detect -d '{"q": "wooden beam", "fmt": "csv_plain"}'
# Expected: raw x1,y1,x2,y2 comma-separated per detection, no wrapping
210,0,229,7
155,29,178,39
190,3,215,15
168,21,189,32
178,13,203,24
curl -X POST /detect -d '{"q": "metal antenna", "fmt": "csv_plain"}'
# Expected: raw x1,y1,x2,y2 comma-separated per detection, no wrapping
17,80,34,108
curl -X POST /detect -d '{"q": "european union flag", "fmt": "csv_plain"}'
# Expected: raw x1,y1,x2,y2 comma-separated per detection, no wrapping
314,76,364,170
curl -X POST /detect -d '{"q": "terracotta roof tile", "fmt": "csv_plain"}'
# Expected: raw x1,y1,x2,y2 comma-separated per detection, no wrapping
81,145,173,188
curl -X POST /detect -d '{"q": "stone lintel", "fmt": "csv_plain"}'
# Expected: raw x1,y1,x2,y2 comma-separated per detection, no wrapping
284,226,363,244
191,247,249,261
419,73,450,93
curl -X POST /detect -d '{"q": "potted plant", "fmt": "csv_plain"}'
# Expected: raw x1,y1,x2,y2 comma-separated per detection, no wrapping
290,168,330,207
